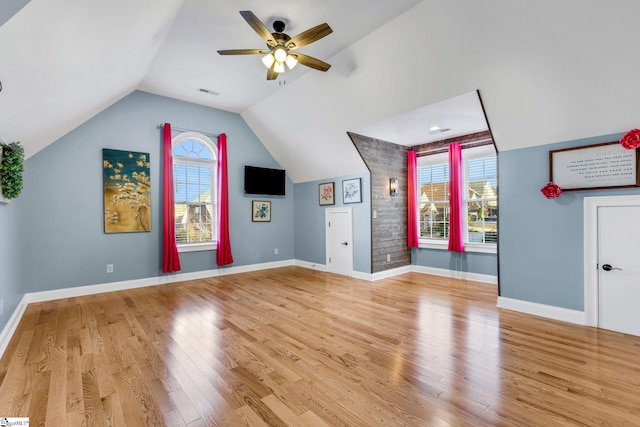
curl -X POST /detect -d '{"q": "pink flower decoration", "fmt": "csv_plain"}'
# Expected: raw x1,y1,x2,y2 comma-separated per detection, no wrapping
620,129,640,150
541,182,562,199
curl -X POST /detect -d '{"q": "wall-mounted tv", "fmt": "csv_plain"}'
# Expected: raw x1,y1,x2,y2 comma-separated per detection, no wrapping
244,165,286,196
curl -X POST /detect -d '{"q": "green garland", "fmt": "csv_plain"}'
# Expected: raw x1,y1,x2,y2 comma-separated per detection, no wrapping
0,141,25,199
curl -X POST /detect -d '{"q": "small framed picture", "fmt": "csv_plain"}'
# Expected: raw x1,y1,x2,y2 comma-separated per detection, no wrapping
252,200,271,222
342,178,362,204
319,182,335,205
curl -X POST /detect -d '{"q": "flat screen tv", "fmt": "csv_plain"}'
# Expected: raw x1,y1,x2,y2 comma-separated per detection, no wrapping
244,165,286,196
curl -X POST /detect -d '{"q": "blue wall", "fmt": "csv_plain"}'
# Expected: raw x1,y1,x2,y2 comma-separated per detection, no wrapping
20,91,294,293
412,248,497,276
0,196,24,330
294,171,496,278
294,173,372,274
499,132,640,310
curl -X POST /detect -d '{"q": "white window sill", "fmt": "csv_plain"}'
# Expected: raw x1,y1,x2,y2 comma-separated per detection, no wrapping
463,243,497,254
178,242,217,253
418,240,497,254
418,240,449,251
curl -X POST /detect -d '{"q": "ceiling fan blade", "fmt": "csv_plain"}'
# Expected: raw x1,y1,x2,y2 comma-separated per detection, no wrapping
286,23,332,50
217,49,269,55
267,63,278,80
240,11,276,48
292,53,331,72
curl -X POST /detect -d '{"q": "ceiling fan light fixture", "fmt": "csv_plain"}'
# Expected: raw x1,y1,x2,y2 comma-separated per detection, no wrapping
285,54,297,70
274,47,287,63
261,53,275,68
217,11,333,80
274,61,285,73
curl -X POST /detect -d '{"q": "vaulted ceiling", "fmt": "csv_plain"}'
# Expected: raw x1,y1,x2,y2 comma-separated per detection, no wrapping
1,0,639,183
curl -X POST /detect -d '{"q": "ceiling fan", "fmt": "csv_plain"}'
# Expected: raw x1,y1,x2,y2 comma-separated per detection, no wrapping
217,11,333,80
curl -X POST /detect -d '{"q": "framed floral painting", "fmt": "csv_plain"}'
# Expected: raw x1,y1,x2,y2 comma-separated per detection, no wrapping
342,178,362,204
103,149,151,233
319,182,335,205
252,200,271,222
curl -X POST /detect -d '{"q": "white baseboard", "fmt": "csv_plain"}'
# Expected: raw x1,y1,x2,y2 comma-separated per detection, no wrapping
371,266,413,281
497,296,585,325
350,270,373,281
320,264,498,284
294,260,328,272
0,295,28,359
22,259,297,304
412,265,498,285
340,264,497,284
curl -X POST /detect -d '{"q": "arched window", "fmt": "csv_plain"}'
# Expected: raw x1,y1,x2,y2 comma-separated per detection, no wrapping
172,132,217,251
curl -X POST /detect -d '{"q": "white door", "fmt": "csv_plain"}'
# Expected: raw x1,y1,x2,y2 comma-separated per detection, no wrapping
598,206,640,335
326,208,353,276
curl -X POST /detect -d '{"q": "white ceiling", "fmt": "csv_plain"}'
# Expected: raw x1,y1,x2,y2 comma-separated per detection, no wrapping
353,91,488,146
139,0,422,113
1,0,640,183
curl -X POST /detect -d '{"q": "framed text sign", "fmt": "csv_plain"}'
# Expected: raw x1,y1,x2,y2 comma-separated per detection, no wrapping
549,141,639,191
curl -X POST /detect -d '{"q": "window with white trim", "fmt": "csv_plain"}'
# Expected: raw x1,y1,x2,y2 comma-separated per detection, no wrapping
172,132,217,252
464,149,497,244
418,157,450,241
417,145,497,251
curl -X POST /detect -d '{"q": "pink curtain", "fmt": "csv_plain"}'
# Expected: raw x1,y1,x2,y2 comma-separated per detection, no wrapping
407,150,419,248
448,142,465,252
216,133,234,266
162,123,181,273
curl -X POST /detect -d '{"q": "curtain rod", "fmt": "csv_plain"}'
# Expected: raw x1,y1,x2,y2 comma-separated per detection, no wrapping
157,124,219,139
413,138,494,155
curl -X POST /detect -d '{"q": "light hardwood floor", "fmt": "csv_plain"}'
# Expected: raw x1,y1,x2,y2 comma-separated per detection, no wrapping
1,266,640,426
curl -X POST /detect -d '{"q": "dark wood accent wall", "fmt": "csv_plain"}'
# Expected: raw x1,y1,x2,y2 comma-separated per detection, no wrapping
348,132,411,273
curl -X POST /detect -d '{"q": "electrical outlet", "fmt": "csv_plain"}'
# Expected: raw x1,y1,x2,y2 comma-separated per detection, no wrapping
107,264,114,273
274,248,279,255
373,210,377,219
387,254,391,262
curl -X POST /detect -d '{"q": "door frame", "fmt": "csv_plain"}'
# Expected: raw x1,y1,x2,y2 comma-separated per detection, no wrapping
584,195,640,327
325,207,353,276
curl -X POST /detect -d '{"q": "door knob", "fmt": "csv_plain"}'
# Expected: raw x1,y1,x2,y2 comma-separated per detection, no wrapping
602,264,622,271
341,242,348,246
